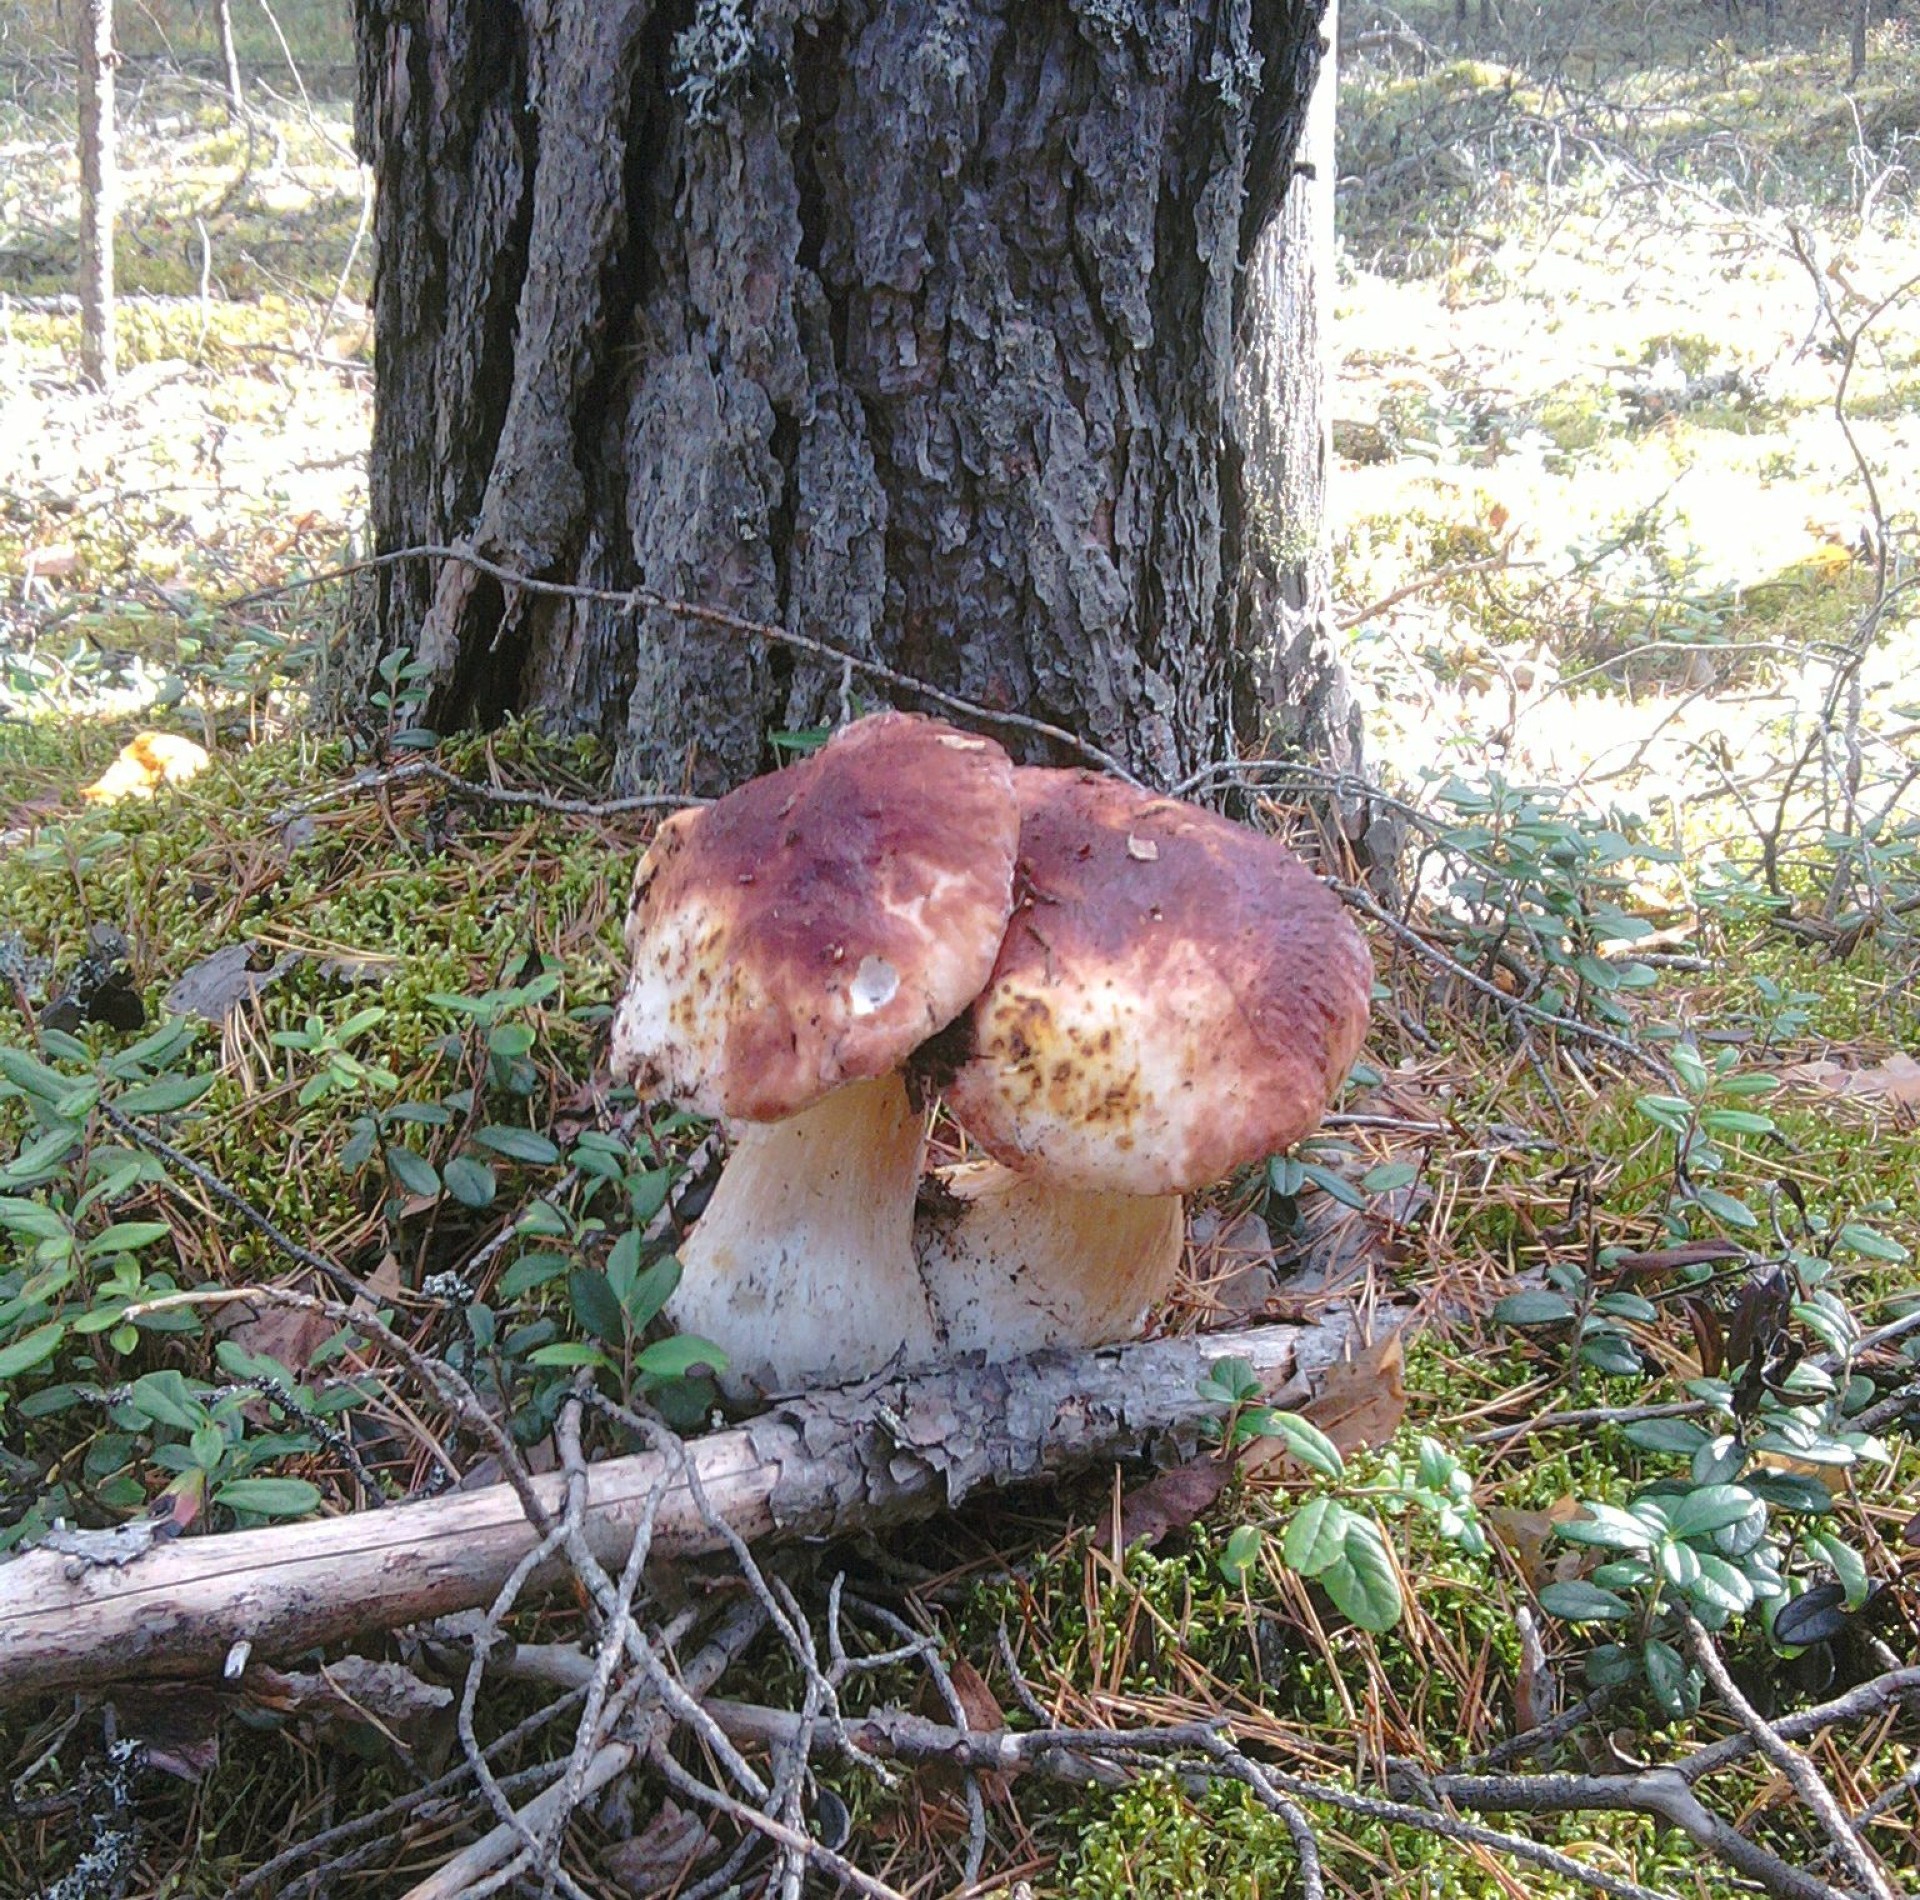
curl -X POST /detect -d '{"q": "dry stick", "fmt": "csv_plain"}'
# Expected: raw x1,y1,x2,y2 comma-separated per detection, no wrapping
219,542,1138,785
99,1102,384,1306
1328,880,1671,1078
648,1743,910,1900
1424,1768,1850,1900
269,755,702,826
702,1707,1694,1900
231,1685,592,1895
403,1597,770,1900
1680,1616,1900,1900
0,1312,1365,1705
1680,1665,1920,1785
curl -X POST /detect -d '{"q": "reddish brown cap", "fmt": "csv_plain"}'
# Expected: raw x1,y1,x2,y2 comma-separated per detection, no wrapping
612,713,1019,1122
942,769,1372,1194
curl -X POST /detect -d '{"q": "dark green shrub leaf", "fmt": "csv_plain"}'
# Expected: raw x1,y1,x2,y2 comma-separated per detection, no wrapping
114,1074,215,1116
473,1125,561,1165
1537,1580,1633,1622
568,1269,626,1347
385,1146,440,1199
1493,1290,1575,1326
636,1334,728,1382
216,1478,322,1517
442,1156,497,1209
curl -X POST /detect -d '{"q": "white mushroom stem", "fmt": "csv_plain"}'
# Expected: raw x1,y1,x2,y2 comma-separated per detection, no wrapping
663,1074,941,1396
914,1160,1185,1360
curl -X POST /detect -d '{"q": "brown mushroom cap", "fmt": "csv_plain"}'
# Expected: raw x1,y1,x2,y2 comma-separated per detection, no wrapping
611,713,1020,1123
941,768,1372,1195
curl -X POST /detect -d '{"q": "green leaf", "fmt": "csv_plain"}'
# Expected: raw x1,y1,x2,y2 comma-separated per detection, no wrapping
0,1128,82,1187
1558,1503,1658,1552
1251,1410,1345,1481
473,1125,561,1165
216,1477,322,1517
83,1221,174,1259
1578,1331,1644,1378
114,1073,215,1116
1360,1160,1420,1193
0,1320,66,1380
1809,1531,1870,1609
1699,1108,1775,1137
442,1156,497,1209
1664,1484,1761,1542
627,1168,672,1222
0,1197,72,1241
498,1250,571,1298
1690,1551,1756,1616
385,1146,441,1199
1282,1496,1347,1576
129,1371,201,1431
1318,1516,1403,1631
1691,1186,1758,1228
1835,1223,1909,1264
1219,1524,1264,1585
1622,1418,1709,1456
1641,1637,1691,1718
0,1047,73,1103
1300,1162,1367,1210
568,1268,626,1348
1536,1580,1633,1622
621,1256,681,1334
1493,1290,1576,1326
518,1199,572,1237
1594,1291,1658,1323
636,1334,728,1382
527,1341,614,1369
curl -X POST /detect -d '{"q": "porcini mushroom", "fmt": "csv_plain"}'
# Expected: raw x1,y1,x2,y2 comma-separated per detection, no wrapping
610,712,1019,1394
915,768,1372,1358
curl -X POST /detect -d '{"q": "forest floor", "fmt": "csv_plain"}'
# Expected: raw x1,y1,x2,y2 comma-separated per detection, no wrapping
2,2,1918,1897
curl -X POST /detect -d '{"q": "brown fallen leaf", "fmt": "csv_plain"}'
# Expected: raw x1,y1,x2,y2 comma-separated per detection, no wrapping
1301,1328,1407,1457
80,731,210,803
1097,1455,1235,1555
1777,1052,1920,1112
603,1800,719,1896
1486,1496,1586,1590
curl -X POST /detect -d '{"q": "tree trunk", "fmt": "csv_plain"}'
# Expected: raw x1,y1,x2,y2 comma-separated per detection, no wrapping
1231,0,1357,781
75,0,117,391
1851,0,1870,84
350,0,1340,796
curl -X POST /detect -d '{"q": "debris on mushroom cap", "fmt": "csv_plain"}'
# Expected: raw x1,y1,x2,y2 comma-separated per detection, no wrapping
611,712,1020,1123
942,768,1372,1196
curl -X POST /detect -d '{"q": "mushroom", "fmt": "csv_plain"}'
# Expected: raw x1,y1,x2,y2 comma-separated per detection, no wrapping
914,767,1372,1359
610,712,1020,1394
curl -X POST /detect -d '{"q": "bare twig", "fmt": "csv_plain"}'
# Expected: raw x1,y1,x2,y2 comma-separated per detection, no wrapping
1680,1615,1900,1900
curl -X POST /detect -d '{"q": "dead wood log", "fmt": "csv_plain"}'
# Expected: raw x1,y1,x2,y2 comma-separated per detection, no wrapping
0,1314,1366,1707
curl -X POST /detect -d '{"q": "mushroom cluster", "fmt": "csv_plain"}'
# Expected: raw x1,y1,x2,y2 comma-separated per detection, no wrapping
610,713,1371,1396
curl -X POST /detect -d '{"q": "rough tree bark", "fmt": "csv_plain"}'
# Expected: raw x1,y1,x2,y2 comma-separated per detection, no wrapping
1233,0,1358,780
75,0,117,390
350,0,1343,795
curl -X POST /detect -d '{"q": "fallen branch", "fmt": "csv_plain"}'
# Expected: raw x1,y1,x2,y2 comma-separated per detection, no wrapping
0,1313,1364,1706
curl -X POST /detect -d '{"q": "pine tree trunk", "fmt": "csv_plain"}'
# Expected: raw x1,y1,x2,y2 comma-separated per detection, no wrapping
75,0,117,391
1230,0,1356,780
352,0,1338,795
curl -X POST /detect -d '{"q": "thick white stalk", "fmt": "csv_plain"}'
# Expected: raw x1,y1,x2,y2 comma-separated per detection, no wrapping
915,1160,1184,1359
665,1075,938,1394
